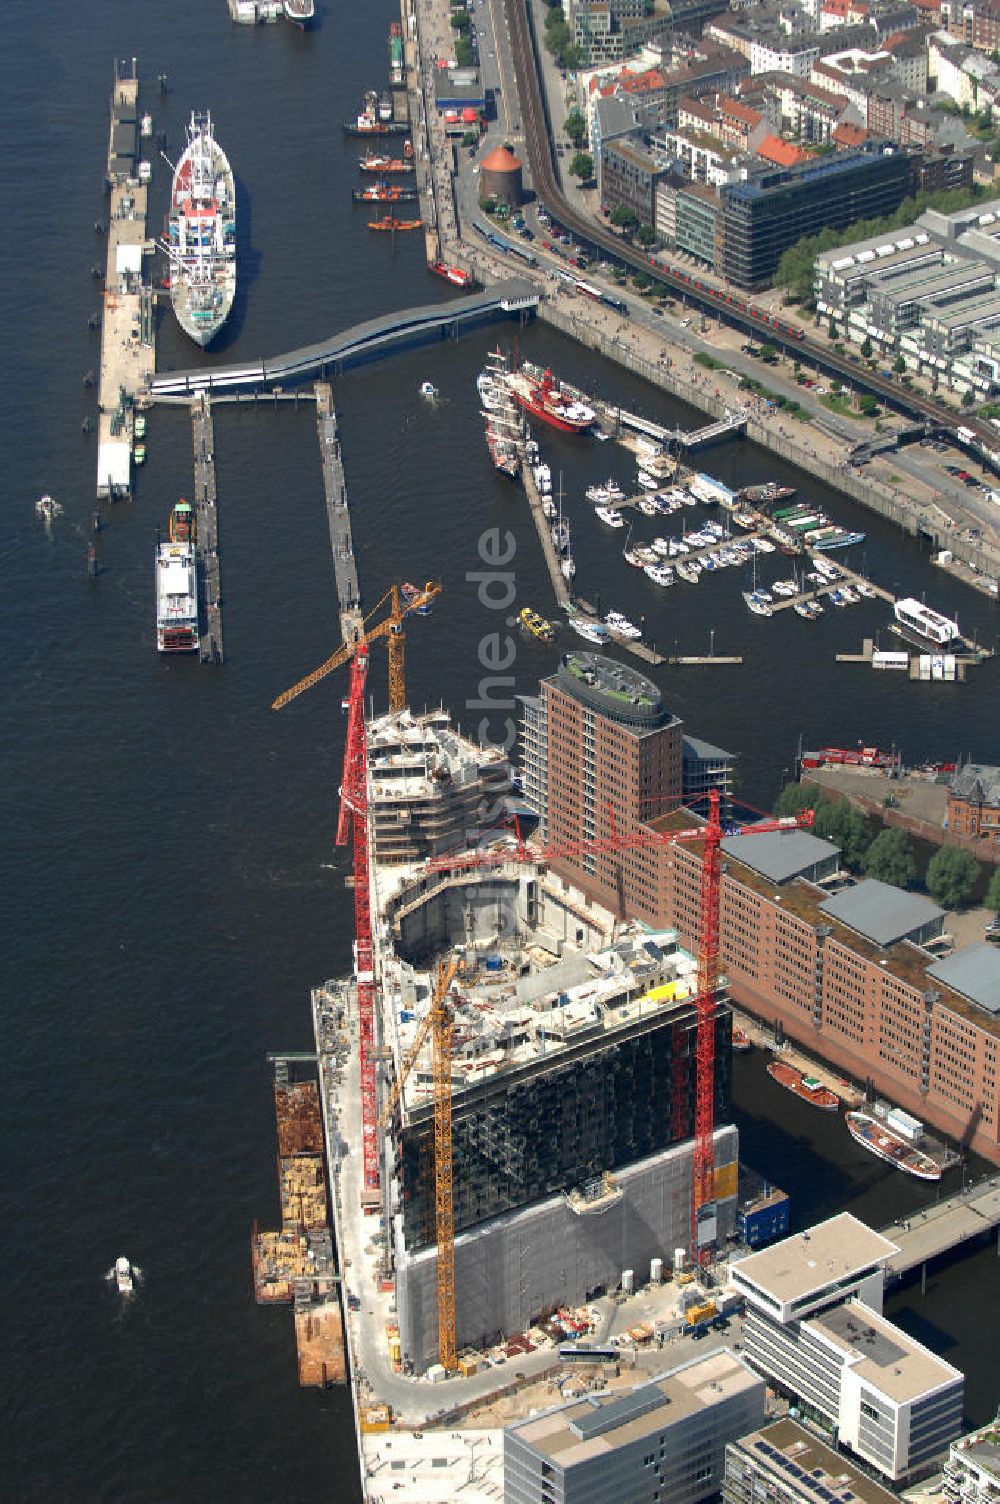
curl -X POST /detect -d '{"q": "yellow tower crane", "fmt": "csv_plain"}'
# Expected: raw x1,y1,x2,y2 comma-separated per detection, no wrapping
378,954,459,1372
270,580,441,712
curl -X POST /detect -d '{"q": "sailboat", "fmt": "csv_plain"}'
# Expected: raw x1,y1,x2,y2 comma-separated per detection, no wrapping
742,550,773,617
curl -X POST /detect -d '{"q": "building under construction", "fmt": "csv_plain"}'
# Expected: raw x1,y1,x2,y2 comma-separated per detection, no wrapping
319,706,739,1372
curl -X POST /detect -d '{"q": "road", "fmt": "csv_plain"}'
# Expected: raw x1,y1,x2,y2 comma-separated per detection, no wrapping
500,0,1000,465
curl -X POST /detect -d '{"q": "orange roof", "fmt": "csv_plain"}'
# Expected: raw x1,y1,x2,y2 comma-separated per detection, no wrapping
620,68,666,93
757,135,810,167
481,145,522,173
722,97,763,128
833,121,869,146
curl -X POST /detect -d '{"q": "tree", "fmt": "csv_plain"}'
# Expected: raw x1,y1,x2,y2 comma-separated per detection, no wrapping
632,269,652,290
926,847,980,909
636,223,657,246
569,151,594,182
813,800,873,869
759,343,777,363
962,389,975,407
451,8,470,31
564,108,586,146
774,781,824,817
858,394,878,417
893,355,906,375
863,829,917,888
828,318,839,339
462,130,479,148
610,204,638,231
455,34,473,65
986,868,1000,911
860,337,873,359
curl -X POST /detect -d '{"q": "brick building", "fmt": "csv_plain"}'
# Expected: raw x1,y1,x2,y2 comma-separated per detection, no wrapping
947,763,1000,840
520,653,683,920
652,813,1000,1162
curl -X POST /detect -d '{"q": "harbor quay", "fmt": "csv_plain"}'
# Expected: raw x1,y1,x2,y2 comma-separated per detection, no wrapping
96,59,155,504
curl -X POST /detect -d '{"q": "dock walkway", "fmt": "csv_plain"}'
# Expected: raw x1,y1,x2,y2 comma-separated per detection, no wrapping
97,60,155,501
601,405,746,450
882,1171,1000,1278
316,383,363,643
150,282,538,396
191,396,223,663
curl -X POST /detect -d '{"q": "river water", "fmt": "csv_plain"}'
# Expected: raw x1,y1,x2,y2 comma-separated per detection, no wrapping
2,2,998,1498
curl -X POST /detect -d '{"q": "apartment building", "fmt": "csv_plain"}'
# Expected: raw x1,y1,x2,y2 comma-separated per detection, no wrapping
725,1418,908,1504
519,653,682,920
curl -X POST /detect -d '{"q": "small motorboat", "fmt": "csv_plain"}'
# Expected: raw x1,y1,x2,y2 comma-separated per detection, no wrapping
36,494,63,524
106,1255,141,1296
419,381,438,399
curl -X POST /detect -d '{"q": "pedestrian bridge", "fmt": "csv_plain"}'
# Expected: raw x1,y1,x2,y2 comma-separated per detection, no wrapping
881,1169,1000,1277
149,280,538,397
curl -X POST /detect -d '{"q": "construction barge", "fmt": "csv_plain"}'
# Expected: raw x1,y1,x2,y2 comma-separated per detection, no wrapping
252,1063,346,1386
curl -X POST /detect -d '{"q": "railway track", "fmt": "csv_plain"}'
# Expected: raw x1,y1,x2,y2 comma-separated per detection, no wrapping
502,0,998,456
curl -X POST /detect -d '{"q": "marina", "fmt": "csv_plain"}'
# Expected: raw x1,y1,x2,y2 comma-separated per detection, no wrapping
96,59,155,502
190,395,223,663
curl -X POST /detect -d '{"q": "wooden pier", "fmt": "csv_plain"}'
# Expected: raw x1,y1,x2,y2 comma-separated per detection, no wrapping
96,60,155,502
315,383,363,643
191,396,223,663
522,463,570,611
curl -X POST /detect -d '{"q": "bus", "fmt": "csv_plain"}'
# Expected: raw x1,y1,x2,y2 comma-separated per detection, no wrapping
600,293,628,315
559,1344,618,1364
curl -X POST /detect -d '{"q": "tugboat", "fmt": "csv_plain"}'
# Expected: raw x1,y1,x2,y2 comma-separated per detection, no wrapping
169,498,195,543
430,260,475,288
352,182,419,204
368,215,422,232
767,1060,839,1111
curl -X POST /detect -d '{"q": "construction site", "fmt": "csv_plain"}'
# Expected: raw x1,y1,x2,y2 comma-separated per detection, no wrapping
256,436,818,1490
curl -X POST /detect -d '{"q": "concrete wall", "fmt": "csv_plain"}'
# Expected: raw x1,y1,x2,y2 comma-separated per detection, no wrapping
395,1125,739,1370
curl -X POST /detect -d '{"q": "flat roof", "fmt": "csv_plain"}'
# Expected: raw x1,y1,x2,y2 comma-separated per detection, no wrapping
720,829,839,885
877,260,992,305
731,1213,898,1306
925,292,1000,331
818,880,944,947
553,652,673,729
738,1418,900,1504
812,1300,962,1402
508,1349,761,1466
927,943,1000,1015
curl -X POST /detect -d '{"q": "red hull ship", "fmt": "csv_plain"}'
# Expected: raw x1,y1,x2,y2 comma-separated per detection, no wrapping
506,366,596,435
430,260,475,288
767,1061,839,1111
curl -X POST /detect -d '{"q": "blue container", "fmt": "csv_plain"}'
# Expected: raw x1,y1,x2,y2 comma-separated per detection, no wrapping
485,954,502,972
739,1191,791,1249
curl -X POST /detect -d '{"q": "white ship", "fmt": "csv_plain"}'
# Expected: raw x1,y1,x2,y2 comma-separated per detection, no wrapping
156,533,199,654
163,113,236,346
893,597,960,646
106,1255,141,1295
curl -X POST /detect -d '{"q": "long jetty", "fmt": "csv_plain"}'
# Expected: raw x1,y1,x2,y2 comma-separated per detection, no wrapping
96,59,155,502
315,383,363,643
191,396,223,663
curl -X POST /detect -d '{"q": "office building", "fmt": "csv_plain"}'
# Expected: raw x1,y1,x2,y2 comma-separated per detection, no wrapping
505,1349,766,1504
732,1215,964,1481
815,196,1000,395
720,146,911,288
602,139,672,226
725,1418,902,1504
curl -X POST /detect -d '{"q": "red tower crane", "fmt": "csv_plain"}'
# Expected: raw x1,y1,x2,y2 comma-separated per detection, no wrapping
337,646,381,1201
424,795,814,1261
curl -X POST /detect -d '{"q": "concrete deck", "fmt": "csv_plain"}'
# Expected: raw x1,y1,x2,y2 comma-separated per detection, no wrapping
190,396,223,663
